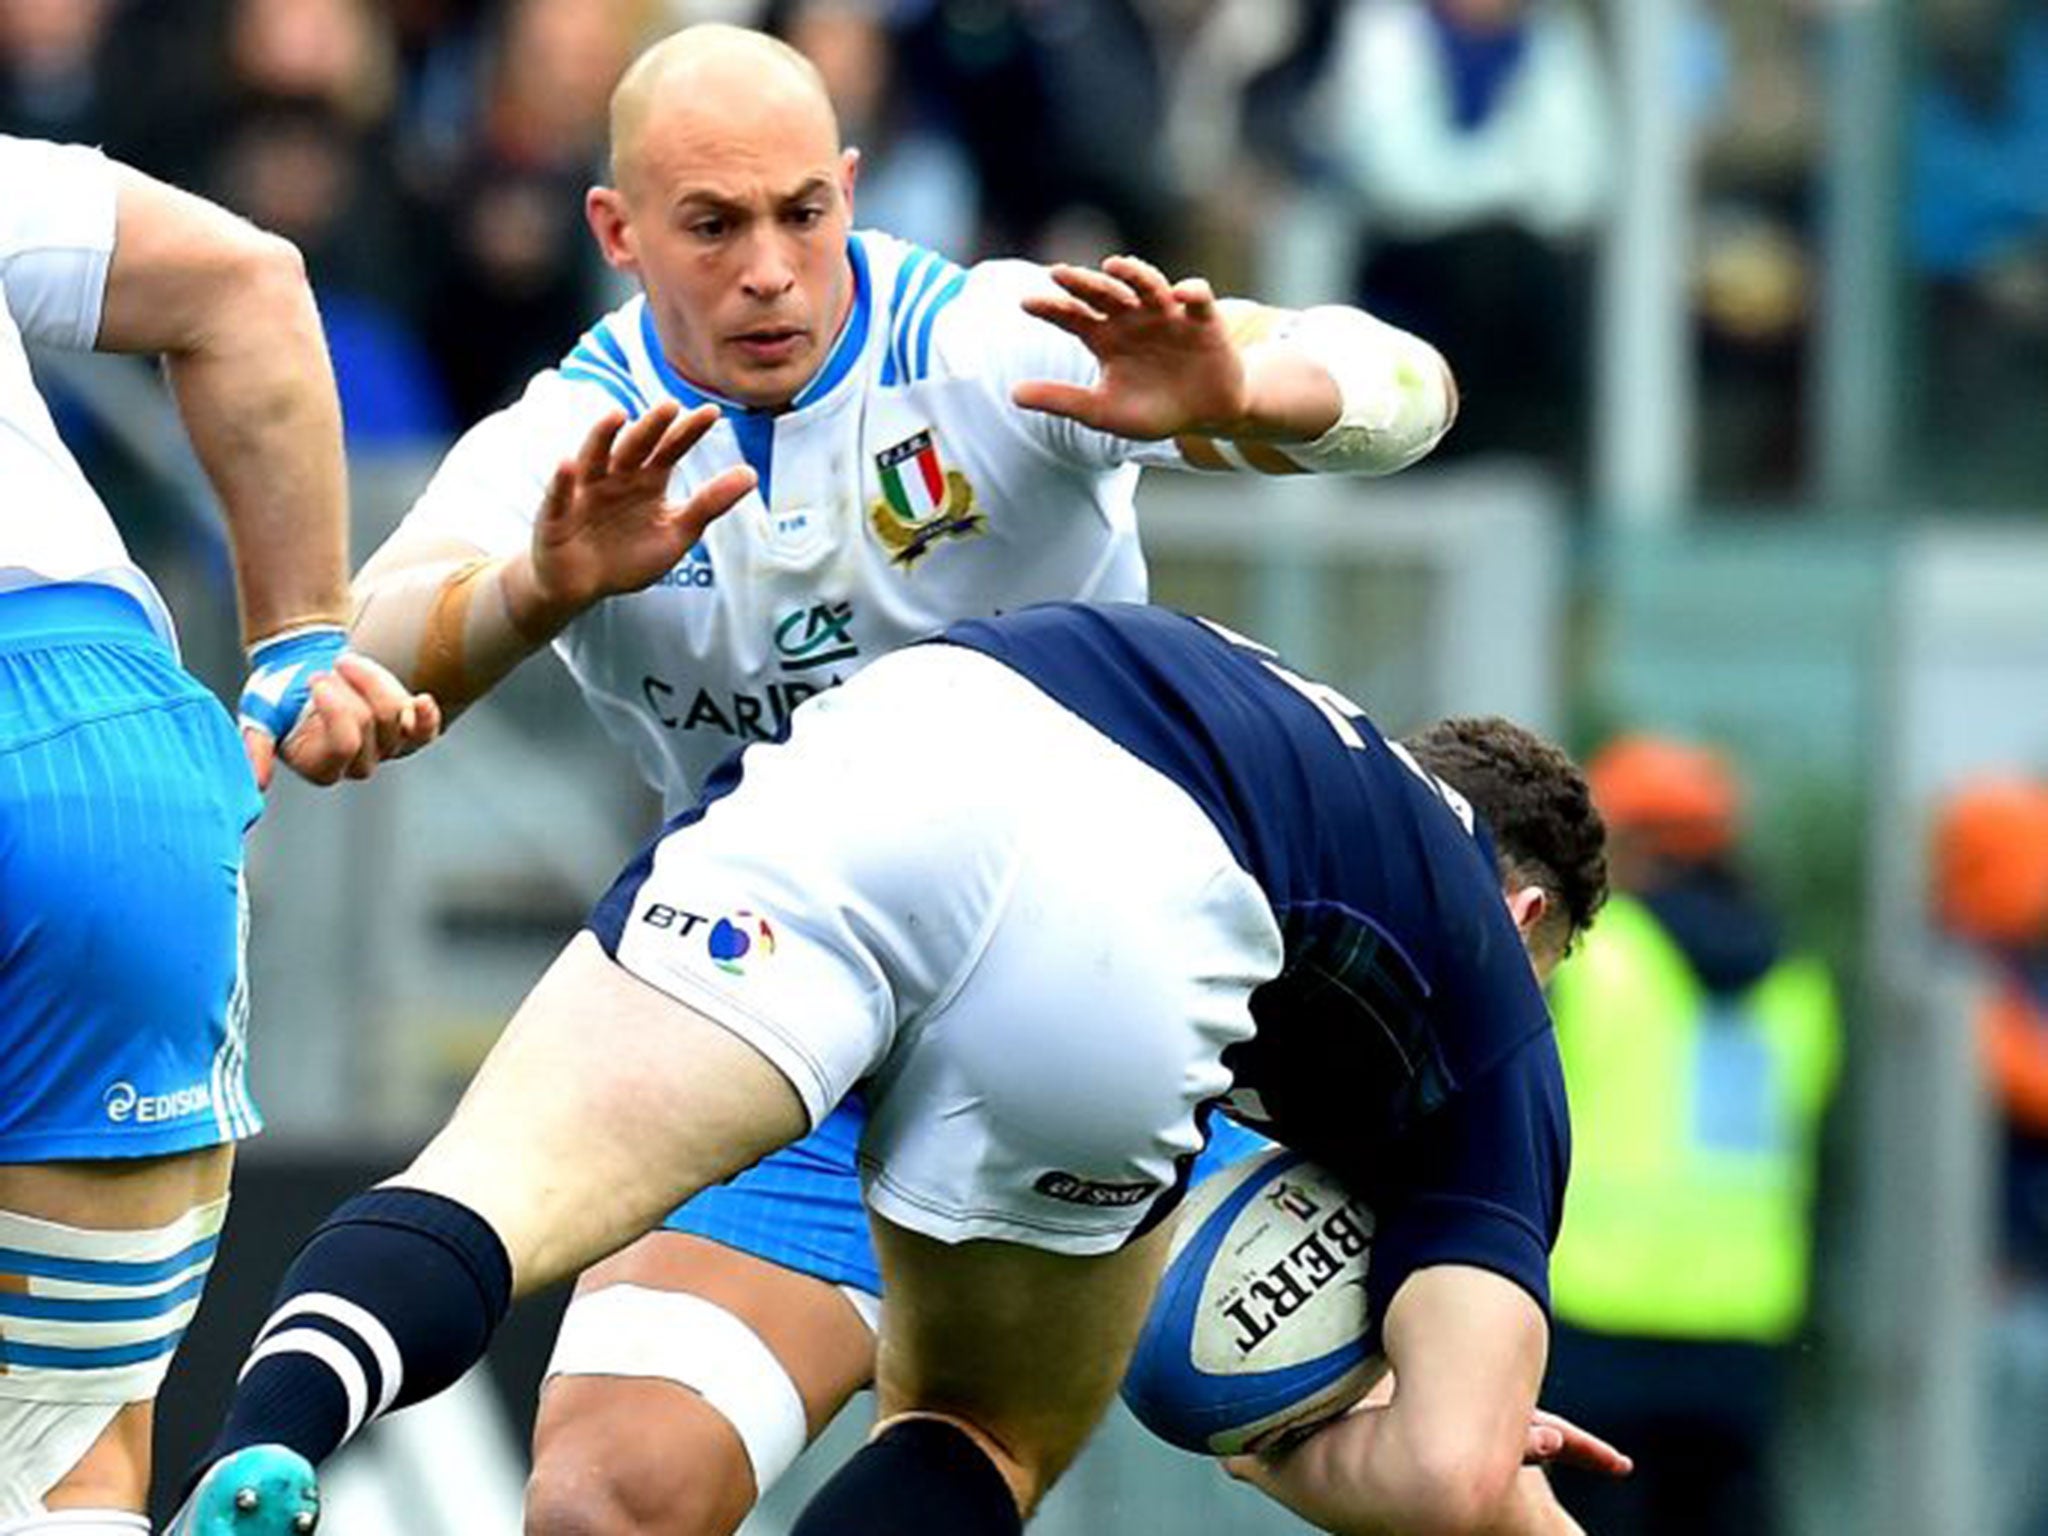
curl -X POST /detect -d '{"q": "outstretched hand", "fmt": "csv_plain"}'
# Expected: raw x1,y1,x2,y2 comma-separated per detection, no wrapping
1012,254,1251,441
526,400,756,623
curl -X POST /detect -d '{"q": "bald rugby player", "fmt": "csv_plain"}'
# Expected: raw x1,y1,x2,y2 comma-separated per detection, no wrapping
341,23,1463,1536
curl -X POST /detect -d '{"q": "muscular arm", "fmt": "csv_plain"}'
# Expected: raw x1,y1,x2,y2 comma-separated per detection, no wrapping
1229,1266,1581,1536
95,165,348,648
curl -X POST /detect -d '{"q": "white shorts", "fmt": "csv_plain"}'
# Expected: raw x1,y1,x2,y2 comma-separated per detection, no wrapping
603,646,1284,1253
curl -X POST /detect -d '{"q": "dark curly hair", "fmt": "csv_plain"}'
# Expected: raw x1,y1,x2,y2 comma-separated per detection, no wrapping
1400,716,1609,959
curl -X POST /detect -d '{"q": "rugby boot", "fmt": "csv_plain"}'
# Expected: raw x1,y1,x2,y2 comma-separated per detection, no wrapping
164,1444,319,1536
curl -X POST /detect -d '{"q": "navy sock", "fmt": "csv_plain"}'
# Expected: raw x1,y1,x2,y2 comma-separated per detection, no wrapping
788,1418,1022,1536
189,1187,512,1486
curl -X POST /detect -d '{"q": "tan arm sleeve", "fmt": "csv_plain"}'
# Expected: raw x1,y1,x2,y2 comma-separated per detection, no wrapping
350,538,561,722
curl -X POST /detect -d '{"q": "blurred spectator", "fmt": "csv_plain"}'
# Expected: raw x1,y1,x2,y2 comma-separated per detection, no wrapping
1143,0,1333,293
415,0,641,419
773,0,979,257
1314,0,1612,481
202,0,451,445
912,0,1182,262
1543,733,1842,1536
1932,778,2048,1536
1686,0,1822,501
0,0,117,141
1908,0,2048,508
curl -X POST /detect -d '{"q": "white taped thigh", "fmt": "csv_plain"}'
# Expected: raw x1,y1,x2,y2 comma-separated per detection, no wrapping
0,1399,127,1526
0,1509,149,1534
543,1285,810,1494
0,1198,227,1522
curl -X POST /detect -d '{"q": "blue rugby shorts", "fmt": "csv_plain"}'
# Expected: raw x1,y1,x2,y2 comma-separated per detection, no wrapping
0,583,264,1162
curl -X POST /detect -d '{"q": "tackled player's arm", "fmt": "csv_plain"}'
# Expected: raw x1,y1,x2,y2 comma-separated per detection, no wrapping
1179,298,1459,479
1229,1264,1581,1536
94,164,349,646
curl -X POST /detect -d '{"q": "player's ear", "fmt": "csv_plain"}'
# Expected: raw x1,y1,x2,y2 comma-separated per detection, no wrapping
1507,885,1551,950
840,146,861,213
586,186,637,273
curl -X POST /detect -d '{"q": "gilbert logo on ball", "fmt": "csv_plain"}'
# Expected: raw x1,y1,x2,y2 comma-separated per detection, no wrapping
1122,1149,1385,1456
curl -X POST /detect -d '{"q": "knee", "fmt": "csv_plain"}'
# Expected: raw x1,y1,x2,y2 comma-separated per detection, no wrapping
525,1390,756,1536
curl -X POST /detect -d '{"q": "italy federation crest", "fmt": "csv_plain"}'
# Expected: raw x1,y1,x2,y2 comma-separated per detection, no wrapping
869,429,983,568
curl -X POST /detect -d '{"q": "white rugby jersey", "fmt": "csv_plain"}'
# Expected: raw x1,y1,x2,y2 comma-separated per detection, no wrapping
0,136,175,648
403,228,1223,811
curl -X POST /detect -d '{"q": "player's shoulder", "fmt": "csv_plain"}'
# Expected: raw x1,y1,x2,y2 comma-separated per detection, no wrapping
548,292,662,421
0,135,117,259
856,228,1055,389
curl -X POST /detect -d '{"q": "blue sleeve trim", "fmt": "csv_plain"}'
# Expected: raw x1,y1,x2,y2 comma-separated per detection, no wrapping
567,343,645,405
882,249,933,387
562,364,644,418
913,271,967,380
590,321,635,375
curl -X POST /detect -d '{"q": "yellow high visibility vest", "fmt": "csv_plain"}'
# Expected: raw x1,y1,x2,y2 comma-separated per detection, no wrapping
1547,892,1840,1342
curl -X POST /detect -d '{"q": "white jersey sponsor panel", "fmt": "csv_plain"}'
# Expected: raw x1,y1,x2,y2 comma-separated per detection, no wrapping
399,229,1181,811
0,135,175,650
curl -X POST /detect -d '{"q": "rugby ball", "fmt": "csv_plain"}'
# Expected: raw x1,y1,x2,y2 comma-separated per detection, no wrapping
1122,1148,1385,1456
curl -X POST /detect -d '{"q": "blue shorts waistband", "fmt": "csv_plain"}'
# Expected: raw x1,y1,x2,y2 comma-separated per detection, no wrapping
0,583,164,657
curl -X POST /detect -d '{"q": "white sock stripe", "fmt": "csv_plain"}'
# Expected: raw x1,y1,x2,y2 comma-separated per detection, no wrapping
259,1292,405,1418
240,1327,369,1440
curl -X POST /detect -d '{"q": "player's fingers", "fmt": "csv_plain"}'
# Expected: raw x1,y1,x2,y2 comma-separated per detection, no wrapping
1104,253,1173,306
666,464,756,541
1049,262,1141,312
1012,379,1106,427
405,691,444,753
538,461,578,530
241,725,276,793
1020,294,1107,342
1173,276,1219,319
609,401,680,474
576,410,628,483
1529,1409,1633,1476
330,653,418,762
301,674,368,783
648,402,723,475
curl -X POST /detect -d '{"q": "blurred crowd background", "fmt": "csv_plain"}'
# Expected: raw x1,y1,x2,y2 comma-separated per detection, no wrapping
12,0,2045,507
12,2,2048,1535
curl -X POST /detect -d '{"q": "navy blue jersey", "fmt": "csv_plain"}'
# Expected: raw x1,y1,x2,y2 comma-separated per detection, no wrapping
940,601,1569,1315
